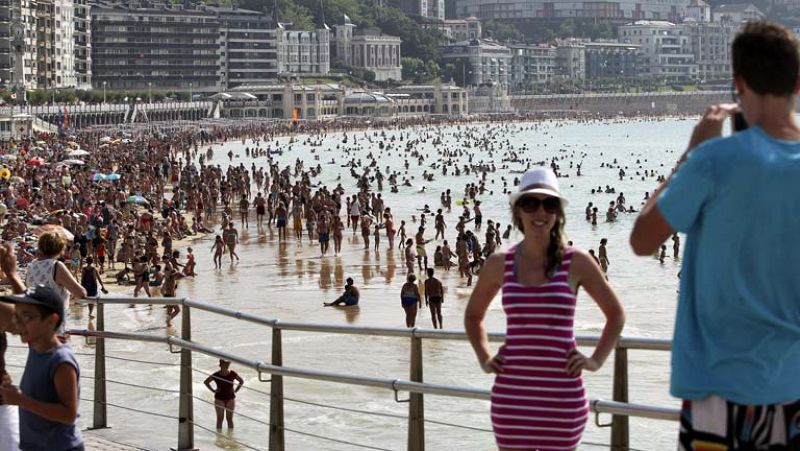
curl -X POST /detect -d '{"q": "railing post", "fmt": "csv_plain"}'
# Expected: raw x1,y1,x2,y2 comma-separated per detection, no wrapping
611,347,629,451
407,335,424,451
91,301,108,429
174,302,197,451
268,328,285,451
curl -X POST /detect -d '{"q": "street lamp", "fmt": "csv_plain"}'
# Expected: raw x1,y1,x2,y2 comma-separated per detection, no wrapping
102,81,107,104
148,82,152,104
189,82,193,102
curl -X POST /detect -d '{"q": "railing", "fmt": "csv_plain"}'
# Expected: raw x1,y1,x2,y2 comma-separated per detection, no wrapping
52,296,676,451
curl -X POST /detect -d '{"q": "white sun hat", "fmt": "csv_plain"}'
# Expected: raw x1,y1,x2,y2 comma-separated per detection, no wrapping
508,167,568,207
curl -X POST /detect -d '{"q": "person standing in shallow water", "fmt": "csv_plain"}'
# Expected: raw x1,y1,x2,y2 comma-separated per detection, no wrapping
400,273,422,328
424,268,444,329
204,359,243,429
465,167,624,451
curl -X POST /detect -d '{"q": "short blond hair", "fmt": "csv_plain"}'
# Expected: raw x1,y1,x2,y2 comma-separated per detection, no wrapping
38,232,66,257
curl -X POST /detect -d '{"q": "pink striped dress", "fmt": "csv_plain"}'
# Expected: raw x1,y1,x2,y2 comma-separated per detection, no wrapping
491,246,589,450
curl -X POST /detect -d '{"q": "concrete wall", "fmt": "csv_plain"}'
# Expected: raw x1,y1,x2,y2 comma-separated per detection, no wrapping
511,91,731,116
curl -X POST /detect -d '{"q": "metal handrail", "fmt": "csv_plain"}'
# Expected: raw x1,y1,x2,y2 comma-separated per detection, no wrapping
69,296,677,450
83,296,672,351
66,328,679,422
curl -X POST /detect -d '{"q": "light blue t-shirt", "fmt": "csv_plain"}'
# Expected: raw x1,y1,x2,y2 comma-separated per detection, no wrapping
658,126,800,405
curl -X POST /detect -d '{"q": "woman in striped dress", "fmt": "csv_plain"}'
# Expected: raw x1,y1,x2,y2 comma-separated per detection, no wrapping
466,168,625,450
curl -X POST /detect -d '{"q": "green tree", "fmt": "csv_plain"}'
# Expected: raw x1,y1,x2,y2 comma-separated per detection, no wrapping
484,20,523,42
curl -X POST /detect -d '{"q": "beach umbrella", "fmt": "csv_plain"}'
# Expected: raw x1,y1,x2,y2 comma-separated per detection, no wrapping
121,138,132,144
0,155,17,161
32,224,74,241
99,136,112,143
9,176,24,183
92,173,107,182
61,159,85,165
67,141,79,148
35,140,46,146
106,173,121,181
0,168,10,180
26,157,45,166
126,195,148,205
67,149,89,157
14,198,29,208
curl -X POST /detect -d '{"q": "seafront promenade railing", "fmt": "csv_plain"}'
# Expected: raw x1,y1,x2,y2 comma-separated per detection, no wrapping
41,296,675,451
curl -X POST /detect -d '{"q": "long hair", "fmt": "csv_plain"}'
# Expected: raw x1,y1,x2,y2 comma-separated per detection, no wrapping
512,202,567,279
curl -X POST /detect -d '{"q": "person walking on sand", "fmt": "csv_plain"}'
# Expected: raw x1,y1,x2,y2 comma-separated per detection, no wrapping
223,222,240,262
400,273,422,328
465,167,624,451
424,268,444,329
204,359,243,430
630,22,800,450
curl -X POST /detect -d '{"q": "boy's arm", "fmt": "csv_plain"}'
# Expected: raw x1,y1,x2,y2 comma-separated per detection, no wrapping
1,363,79,424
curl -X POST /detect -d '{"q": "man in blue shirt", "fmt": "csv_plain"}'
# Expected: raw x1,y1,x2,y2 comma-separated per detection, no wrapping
630,21,800,450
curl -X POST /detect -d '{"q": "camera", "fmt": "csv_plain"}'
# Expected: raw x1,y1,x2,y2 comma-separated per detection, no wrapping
733,111,748,132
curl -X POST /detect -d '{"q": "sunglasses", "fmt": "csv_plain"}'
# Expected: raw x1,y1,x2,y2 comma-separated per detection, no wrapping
516,196,561,214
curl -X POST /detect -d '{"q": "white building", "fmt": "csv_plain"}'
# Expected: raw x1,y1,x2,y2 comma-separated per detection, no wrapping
440,39,511,87
508,43,556,89
556,39,586,80
332,19,402,82
276,26,330,76
427,16,482,42
683,20,738,80
74,0,91,89
37,0,77,89
213,6,279,89
453,0,687,22
0,0,39,90
712,3,765,23
685,0,711,23
350,30,402,82
619,20,698,81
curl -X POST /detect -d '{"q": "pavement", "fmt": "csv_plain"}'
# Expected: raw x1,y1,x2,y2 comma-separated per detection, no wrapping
83,432,152,451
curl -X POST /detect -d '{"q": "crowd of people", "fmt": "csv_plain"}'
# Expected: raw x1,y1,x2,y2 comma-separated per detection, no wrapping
0,20,796,451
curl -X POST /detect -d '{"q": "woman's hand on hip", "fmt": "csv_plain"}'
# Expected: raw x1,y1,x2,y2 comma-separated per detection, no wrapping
565,347,600,376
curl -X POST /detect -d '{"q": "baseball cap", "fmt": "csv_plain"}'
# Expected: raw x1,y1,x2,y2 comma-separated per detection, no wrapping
508,167,568,207
0,285,65,318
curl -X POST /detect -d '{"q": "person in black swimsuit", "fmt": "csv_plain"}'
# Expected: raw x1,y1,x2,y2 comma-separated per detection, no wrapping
204,359,244,429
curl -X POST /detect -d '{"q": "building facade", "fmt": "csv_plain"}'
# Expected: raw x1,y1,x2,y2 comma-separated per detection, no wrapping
683,20,737,80
508,43,556,90
350,30,402,81
214,6,278,89
556,40,586,80
91,1,220,92
74,0,91,89
584,41,642,79
37,0,77,89
276,26,330,76
440,39,511,87
453,0,687,22
619,20,698,81
0,0,39,90
395,0,444,21
712,3,765,23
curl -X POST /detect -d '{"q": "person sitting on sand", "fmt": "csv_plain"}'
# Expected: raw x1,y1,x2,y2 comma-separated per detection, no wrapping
324,278,360,307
